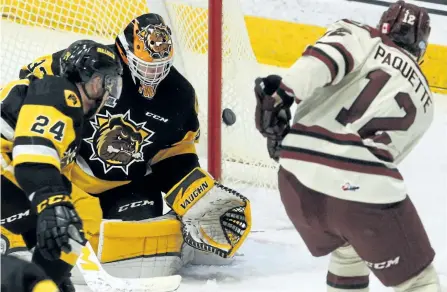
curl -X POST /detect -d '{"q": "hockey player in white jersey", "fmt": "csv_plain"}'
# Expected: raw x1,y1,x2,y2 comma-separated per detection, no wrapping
254,1,440,291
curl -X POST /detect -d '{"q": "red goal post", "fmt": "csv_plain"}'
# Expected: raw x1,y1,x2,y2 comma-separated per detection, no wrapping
208,0,223,181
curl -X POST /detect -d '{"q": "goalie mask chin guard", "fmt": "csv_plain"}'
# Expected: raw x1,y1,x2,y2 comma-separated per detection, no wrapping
116,13,174,99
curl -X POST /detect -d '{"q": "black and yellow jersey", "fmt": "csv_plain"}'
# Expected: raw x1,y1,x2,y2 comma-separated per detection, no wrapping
21,46,200,195
19,51,65,80
1,75,84,172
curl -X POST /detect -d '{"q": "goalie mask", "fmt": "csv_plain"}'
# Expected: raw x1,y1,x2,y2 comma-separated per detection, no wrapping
116,13,174,99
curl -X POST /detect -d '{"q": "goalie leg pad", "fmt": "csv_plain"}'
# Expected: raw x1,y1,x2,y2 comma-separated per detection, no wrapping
96,215,184,278
165,167,252,258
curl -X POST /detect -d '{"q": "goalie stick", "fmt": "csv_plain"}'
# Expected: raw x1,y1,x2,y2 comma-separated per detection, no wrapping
69,238,182,292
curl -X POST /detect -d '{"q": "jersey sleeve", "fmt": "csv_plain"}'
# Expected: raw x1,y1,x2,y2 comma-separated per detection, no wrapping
282,20,367,101
12,78,81,171
151,94,200,165
19,50,64,79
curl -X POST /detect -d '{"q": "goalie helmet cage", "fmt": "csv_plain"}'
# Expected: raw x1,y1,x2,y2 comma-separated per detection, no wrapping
0,0,279,188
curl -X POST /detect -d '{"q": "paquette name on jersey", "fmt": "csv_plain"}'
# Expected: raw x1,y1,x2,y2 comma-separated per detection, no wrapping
84,110,154,174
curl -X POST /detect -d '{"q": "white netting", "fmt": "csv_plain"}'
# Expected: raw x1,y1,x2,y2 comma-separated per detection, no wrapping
0,0,149,83
156,0,279,187
0,0,279,188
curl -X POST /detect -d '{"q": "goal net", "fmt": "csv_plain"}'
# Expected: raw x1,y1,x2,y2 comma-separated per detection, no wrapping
0,0,279,188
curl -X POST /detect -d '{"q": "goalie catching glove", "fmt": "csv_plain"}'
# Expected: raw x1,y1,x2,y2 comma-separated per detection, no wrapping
165,168,251,258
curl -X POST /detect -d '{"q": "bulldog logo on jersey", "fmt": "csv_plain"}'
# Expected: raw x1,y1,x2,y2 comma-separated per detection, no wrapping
137,24,172,59
84,110,154,174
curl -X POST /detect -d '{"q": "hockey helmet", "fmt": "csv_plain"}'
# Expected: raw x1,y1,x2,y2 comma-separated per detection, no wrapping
60,40,123,117
378,0,431,62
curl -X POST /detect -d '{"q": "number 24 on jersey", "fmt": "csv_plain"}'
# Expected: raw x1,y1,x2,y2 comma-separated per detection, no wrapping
30,115,66,142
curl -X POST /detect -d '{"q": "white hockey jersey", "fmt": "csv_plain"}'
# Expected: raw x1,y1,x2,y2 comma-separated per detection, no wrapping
279,19,434,204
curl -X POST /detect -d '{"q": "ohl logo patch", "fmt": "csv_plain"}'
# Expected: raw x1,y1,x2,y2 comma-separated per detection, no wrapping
84,110,154,174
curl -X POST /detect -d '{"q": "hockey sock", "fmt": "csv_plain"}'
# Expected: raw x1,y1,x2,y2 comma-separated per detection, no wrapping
327,245,370,292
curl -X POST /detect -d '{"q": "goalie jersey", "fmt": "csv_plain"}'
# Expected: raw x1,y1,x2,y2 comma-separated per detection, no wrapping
20,46,200,195
279,20,434,204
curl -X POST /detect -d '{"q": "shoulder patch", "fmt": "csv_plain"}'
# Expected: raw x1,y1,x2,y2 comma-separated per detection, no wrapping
64,90,81,108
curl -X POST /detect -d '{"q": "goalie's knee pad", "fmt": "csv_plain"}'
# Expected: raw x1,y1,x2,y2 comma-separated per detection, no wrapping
327,245,370,292
392,263,440,292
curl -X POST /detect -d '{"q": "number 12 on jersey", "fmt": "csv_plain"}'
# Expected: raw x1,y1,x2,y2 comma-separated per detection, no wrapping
30,115,66,142
335,69,416,145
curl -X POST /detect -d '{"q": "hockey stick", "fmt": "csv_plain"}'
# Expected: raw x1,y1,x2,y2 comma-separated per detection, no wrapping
70,239,182,292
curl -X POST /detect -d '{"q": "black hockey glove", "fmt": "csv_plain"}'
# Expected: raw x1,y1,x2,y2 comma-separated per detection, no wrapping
31,186,86,261
254,75,296,161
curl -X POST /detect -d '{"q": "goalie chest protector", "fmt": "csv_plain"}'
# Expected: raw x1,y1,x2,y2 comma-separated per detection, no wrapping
77,64,199,182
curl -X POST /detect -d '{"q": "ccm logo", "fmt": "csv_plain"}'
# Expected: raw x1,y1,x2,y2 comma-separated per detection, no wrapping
37,195,70,213
365,256,400,270
118,200,154,212
146,112,169,123
0,210,30,224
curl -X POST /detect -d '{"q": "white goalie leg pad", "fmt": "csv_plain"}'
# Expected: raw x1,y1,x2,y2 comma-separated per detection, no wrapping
327,245,370,292
165,167,252,258
71,214,184,285
99,215,184,278
71,240,181,292
393,264,441,292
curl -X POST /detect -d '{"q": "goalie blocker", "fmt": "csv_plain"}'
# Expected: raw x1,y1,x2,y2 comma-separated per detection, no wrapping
165,167,251,258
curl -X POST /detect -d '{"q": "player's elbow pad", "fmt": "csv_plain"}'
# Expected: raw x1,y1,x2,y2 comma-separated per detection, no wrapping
14,163,68,197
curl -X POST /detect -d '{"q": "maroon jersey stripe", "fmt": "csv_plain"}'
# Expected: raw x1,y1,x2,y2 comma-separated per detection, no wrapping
290,123,395,163
303,45,338,84
280,147,403,180
318,41,355,76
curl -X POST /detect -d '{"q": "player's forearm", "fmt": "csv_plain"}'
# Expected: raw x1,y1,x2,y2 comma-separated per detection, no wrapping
151,153,200,193
14,163,68,198
282,56,333,102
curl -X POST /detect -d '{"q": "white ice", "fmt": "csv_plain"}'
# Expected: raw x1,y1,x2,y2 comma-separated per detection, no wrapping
76,93,447,292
